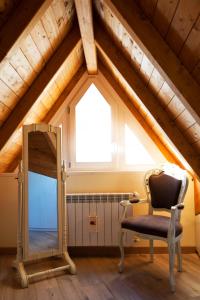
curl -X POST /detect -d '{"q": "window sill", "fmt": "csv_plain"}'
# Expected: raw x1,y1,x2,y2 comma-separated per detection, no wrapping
66,164,159,175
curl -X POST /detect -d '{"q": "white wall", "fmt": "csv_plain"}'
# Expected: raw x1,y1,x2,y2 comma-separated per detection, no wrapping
0,173,18,247
0,171,195,248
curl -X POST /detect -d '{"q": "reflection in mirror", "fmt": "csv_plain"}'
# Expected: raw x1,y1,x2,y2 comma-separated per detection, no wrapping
28,131,58,255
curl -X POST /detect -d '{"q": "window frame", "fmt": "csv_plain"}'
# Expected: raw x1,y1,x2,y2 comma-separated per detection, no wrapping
65,74,166,172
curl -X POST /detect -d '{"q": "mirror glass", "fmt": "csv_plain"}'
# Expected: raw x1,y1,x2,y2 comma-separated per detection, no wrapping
28,131,59,256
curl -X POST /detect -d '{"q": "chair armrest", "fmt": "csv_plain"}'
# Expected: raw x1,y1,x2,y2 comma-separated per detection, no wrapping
168,203,184,239
171,203,184,210
120,198,148,207
171,203,185,212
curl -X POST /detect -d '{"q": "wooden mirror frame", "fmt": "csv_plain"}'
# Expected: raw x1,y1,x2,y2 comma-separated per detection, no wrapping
14,123,76,288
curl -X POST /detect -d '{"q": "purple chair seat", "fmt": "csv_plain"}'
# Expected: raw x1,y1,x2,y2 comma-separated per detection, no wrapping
121,215,182,238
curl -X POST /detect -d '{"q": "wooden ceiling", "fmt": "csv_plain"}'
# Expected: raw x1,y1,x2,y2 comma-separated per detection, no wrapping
0,0,200,178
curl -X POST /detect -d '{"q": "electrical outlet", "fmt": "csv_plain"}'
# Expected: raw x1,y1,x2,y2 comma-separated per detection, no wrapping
89,215,98,232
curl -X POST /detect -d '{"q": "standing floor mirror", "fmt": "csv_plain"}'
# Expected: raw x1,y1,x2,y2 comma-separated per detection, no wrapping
14,123,76,288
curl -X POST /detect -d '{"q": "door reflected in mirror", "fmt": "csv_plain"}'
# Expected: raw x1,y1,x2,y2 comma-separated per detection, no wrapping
28,131,58,255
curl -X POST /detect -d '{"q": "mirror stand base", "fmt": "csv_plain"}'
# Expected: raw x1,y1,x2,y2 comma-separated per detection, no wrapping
13,251,76,288
63,251,77,274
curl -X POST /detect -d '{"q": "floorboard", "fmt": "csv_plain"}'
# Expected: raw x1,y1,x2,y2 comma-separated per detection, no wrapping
0,254,200,299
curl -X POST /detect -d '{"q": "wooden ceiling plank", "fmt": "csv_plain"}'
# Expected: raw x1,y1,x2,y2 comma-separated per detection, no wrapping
41,5,60,50
192,60,200,86
20,35,45,72
74,0,97,74
95,24,200,177
98,61,181,165
8,48,36,85
152,0,179,37
137,0,158,21
179,15,200,72
31,20,53,64
0,79,19,109
166,0,200,55
0,61,28,97
104,0,200,125
0,24,81,152
0,0,52,62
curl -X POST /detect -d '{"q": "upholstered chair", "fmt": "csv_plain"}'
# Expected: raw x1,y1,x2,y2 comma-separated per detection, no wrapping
118,165,188,292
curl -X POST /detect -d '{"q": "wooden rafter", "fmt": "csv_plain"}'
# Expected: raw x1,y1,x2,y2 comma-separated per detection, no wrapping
104,0,200,124
5,65,85,172
98,61,182,167
0,0,51,61
95,24,200,178
0,24,81,152
74,0,97,74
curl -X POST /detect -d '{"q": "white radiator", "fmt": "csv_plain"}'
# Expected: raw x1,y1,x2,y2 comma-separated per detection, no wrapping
66,193,134,247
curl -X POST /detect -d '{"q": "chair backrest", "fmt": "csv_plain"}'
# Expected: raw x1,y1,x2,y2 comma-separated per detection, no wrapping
145,166,188,211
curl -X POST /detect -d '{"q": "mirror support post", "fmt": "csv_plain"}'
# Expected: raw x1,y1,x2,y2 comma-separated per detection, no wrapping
61,160,76,274
13,161,29,288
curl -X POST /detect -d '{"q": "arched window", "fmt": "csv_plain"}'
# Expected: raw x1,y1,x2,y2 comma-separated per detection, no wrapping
67,82,165,171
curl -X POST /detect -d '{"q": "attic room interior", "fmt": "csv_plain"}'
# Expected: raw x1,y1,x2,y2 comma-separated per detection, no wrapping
0,0,200,298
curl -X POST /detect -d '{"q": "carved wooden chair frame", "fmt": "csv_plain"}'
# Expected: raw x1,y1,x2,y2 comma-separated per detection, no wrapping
118,166,188,292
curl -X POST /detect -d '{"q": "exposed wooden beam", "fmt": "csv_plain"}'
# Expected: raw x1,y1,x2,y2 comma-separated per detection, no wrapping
0,24,81,152
95,24,200,177
74,0,97,74
5,65,85,172
0,0,51,61
104,0,200,124
98,61,182,167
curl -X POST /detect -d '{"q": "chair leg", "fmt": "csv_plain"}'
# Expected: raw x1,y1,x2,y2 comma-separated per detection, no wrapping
118,229,125,273
168,241,176,292
176,240,182,272
149,239,154,262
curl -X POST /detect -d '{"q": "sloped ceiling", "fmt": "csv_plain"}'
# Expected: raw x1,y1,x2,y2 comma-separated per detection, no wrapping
0,0,200,178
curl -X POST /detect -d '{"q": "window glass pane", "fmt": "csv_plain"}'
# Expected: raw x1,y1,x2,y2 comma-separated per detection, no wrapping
75,84,112,162
125,124,155,164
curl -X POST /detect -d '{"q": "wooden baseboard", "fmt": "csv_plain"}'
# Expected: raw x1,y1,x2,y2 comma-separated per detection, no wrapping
0,246,196,256
0,247,17,255
68,246,196,257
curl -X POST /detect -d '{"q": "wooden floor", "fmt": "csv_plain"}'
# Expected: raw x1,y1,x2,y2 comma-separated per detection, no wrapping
0,253,200,299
